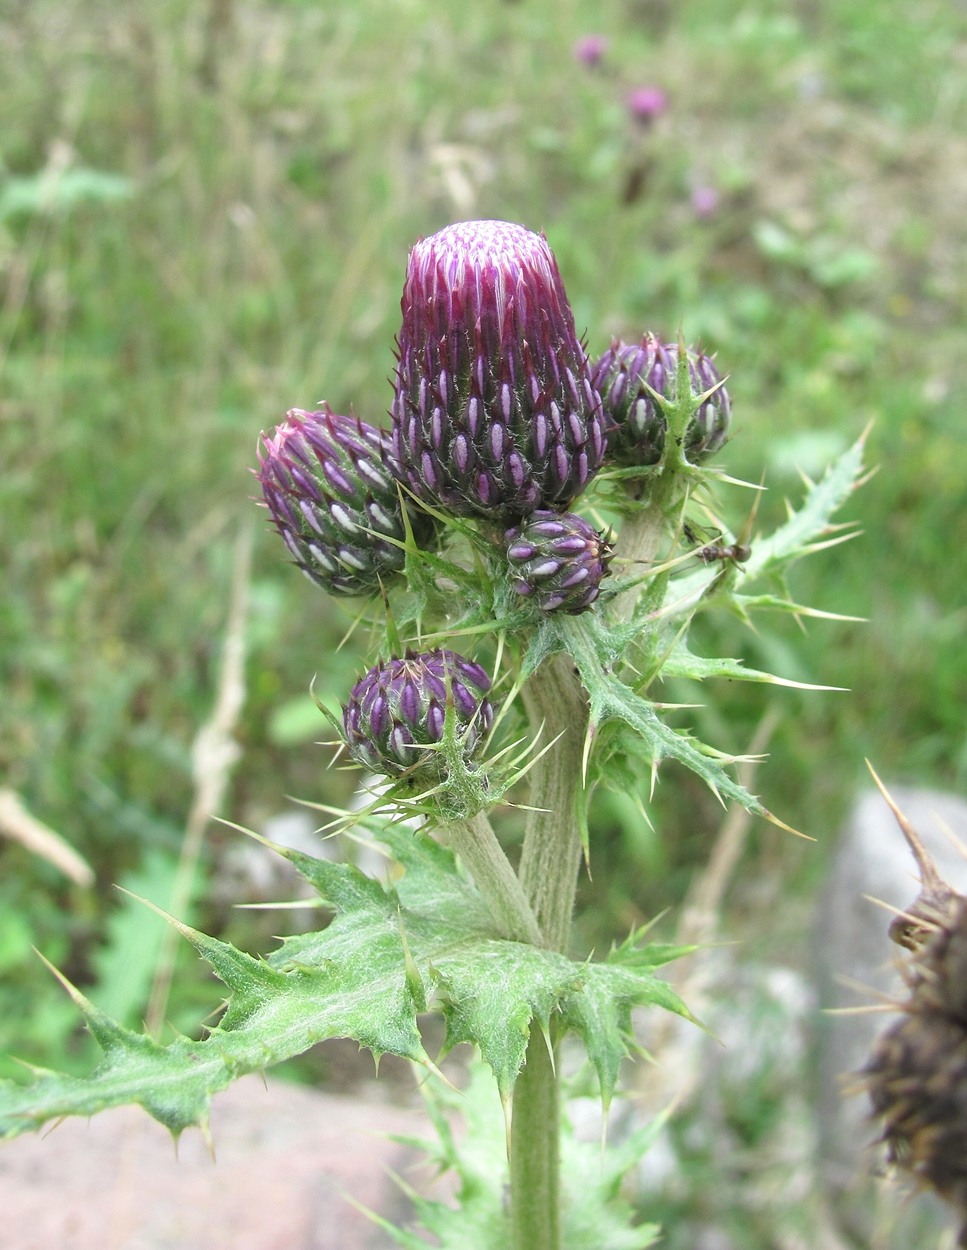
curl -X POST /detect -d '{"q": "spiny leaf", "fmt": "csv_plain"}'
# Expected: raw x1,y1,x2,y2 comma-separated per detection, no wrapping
544,616,772,821
562,954,695,1109
745,429,867,576
661,642,845,691
371,1059,664,1249
661,431,867,620
0,832,688,1139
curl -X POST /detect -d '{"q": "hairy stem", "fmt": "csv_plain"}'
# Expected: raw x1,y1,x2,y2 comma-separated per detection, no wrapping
611,481,677,622
506,649,588,1250
518,650,590,953
510,1026,560,1250
443,810,543,946
508,486,678,1250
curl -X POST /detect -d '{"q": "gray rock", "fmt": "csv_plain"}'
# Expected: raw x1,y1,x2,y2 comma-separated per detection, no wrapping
815,783,967,1242
0,1074,432,1250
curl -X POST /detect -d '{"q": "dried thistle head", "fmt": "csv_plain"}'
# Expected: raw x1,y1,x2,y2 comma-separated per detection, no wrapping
874,772,962,955
857,768,967,1245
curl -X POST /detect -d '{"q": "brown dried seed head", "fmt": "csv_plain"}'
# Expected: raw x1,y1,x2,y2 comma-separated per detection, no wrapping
858,771,967,1245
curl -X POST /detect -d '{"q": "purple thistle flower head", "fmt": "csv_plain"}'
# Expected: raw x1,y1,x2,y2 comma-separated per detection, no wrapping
391,220,607,522
592,334,731,467
573,34,609,68
257,405,432,596
342,649,495,778
505,510,613,615
626,86,668,124
691,185,720,219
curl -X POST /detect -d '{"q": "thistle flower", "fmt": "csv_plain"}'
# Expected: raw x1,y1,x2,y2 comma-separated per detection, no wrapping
391,219,607,522
257,405,431,597
505,510,613,615
592,333,731,467
626,86,668,125
573,34,609,68
342,649,495,778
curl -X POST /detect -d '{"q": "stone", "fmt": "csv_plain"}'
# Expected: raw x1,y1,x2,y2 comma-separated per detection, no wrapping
0,1074,433,1250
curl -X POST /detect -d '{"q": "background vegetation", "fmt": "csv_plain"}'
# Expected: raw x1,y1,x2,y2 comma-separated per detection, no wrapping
1,0,965,1241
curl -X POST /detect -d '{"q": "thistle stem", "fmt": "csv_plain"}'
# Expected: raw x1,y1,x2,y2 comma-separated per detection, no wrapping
508,648,589,1250
508,487,677,1250
518,650,590,953
510,1026,560,1250
443,811,543,946
611,477,679,622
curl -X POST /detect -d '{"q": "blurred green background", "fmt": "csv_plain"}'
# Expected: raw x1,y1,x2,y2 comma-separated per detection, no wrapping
1,0,965,1237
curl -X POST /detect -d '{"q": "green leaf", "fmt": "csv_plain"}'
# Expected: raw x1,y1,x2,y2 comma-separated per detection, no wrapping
662,431,867,619
562,938,695,1108
366,1058,665,1249
0,826,687,1138
661,642,843,691
0,167,135,220
529,614,773,822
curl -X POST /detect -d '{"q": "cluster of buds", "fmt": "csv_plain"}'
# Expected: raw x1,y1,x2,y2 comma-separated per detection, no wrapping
592,333,730,468
342,649,495,780
256,219,734,782
859,798,967,1244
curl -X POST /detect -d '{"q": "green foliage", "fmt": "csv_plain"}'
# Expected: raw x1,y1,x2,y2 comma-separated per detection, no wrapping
0,824,689,1140
1,7,965,1245
0,166,135,221
368,1059,665,1250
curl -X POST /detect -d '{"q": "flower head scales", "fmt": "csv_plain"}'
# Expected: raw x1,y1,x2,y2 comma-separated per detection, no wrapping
391,220,606,521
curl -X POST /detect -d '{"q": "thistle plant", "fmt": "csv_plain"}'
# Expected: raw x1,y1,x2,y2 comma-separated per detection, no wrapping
0,219,868,1249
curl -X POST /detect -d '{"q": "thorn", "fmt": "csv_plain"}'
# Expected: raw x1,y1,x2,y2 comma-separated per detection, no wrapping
865,761,944,893
539,1022,556,1079
761,808,814,841
199,1117,216,1162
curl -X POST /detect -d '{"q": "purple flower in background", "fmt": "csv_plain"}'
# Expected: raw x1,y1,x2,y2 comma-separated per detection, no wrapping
626,86,668,124
691,185,720,218
391,219,606,522
342,649,495,778
573,35,609,68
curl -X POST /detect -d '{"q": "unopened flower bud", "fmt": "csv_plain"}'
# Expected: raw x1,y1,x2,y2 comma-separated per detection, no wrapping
592,334,731,467
342,649,495,778
257,405,431,596
505,510,612,615
391,219,607,521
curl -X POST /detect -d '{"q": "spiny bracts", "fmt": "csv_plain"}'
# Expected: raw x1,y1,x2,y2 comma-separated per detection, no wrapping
505,510,613,615
342,649,496,779
592,333,731,468
258,405,432,596
391,220,607,521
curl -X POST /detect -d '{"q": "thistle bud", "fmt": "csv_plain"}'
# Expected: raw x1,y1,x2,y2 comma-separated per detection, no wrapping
505,510,613,615
342,649,495,778
257,405,430,597
391,219,607,521
592,333,731,467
